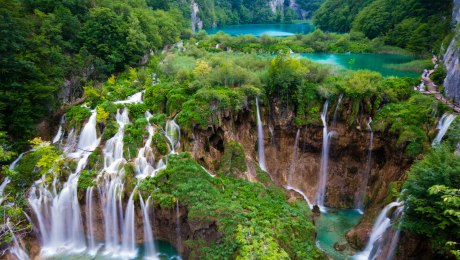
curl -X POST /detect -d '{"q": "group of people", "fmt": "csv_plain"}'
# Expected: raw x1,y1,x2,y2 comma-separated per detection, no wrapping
414,54,439,92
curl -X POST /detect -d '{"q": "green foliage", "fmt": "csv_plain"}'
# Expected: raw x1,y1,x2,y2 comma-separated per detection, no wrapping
402,145,460,255
314,0,452,53
123,118,148,158
65,106,92,127
431,64,447,86
152,132,168,156
77,170,97,191
374,94,443,157
218,141,247,177
139,152,322,259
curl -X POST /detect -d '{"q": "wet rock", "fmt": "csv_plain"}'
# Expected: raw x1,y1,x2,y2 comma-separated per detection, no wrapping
346,222,373,250
334,242,347,251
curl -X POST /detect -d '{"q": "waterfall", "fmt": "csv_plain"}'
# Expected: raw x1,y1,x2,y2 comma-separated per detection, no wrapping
52,116,65,144
140,196,158,259
356,117,373,213
256,98,266,171
135,112,156,178
7,220,29,260
28,110,100,256
286,185,313,209
332,93,343,127
165,120,181,154
176,200,182,252
386,206,404,260
432,114,456,145
85,187,97,255
120,189,138,259
287,129,301,184
114,91,144,104
316,101,332,210
353,201,404,260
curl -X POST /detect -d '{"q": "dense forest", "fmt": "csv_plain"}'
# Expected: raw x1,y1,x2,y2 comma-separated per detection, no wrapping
0,0,189,148
148,0,324,28
314,0,453,52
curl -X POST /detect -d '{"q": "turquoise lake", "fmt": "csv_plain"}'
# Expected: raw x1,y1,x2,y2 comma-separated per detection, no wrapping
206,23,315,37
300,53,419,77
316,208,363,260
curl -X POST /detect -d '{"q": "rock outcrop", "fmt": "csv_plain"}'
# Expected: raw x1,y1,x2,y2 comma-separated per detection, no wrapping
443,0,460,105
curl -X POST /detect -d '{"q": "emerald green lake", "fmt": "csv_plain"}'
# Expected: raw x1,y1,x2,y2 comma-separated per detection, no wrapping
300,53,419,77
206,23,315,37
316,209,363,260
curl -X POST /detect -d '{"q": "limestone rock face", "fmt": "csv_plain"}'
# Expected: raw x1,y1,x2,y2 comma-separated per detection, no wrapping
443,0,460,105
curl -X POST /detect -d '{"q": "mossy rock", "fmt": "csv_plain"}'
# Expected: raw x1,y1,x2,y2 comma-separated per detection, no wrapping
218,141,247,178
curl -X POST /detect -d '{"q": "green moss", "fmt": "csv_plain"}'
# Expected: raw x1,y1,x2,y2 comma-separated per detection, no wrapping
123,118,148,158
152,132,168,155
66,106,92,127
140,152,322,259
123,162,137,195
102,119,119,141
77,170,97,191
218,141,247,178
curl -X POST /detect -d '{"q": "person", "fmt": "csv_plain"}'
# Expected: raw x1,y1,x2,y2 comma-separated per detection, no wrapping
423,69,428,77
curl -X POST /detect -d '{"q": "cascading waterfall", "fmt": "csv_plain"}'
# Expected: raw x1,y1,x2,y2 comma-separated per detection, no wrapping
256,97,267,171
316,101,332,210
353,201,404,260
432,114,456,145
28,110,100,256
120,189,138,259
165,120,181,154
140,196,158,259
7,220,29,260
52,116,65,144
355,117,373,213
135,112,157,178
286,186,313,209
386,206,404,260
332,93,343,127
85,187,97,255
114,91,144,104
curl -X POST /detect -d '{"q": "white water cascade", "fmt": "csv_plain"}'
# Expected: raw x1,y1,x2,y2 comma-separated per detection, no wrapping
52,116,65,144
140,196,158,259
85,187,98,255
135,112,157,178
353,201,404,260
286,186,313,209
7,220,29,260
28,110,100,256
256,98,267,171
166,120,181,154
316,101,333,211
120,189,138,259
114,91,144,104
432,114,456,145
356,117,373,213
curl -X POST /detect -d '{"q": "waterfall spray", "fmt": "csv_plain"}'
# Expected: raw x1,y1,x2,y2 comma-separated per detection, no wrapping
432,114,456,146
140,196,158,259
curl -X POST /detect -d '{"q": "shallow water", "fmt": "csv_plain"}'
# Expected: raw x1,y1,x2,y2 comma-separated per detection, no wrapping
316,208,363,260
301,53,418,77
206,23,315,37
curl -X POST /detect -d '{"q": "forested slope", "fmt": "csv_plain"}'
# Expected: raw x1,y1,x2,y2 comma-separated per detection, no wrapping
314,0,453,52
0,0,188,148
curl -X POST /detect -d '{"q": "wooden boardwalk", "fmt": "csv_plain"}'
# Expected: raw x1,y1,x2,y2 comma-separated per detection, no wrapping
419,74,460,114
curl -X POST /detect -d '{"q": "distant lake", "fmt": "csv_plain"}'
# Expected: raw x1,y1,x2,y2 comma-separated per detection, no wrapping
300,53,419,77
206,23,315,37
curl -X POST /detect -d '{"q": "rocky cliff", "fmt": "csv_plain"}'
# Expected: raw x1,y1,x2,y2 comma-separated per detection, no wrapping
443,0,460,105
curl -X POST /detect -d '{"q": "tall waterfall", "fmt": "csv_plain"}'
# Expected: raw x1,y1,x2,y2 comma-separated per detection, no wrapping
135,112,157,178
316,101,332,210
356,117,373,212
256,98,267,171
353,201,404,260
28,110,100,256
432,114,456,145
52,116,65,144
120,189,138,258
140,196,157,259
